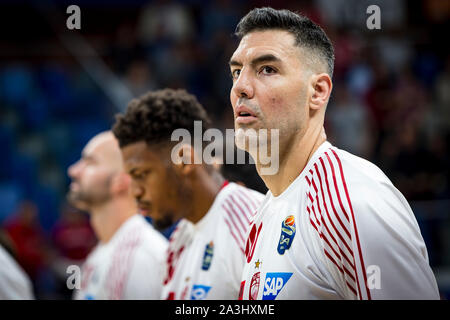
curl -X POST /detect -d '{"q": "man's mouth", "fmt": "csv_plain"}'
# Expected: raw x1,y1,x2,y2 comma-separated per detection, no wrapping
137,203,151,215
235,105,258,124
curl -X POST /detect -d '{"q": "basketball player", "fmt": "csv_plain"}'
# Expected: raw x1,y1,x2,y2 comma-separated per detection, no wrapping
67,131,168,299
112,89,264,300
229,8,439,299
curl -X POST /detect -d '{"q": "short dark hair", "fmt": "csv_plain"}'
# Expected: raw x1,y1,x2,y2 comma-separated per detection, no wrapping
235,7,334,77
112,88,211,148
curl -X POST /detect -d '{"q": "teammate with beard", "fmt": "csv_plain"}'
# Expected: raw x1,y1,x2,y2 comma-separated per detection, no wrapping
67,131,167,299
112,89,264,300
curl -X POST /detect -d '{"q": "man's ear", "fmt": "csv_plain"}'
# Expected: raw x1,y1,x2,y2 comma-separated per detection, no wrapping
172,143,196,176
310,73,332,111
110,172,131,196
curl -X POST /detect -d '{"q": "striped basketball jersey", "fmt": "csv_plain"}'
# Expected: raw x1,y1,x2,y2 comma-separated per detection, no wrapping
239,141,439,300
162,182,264,300
73,214,168,300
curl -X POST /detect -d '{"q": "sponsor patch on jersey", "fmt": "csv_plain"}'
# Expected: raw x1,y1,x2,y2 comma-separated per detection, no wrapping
201,241,214,271
191,284,212,300
249,271,261,300
262,272,293,300
277,215,296,255
245,222,263,263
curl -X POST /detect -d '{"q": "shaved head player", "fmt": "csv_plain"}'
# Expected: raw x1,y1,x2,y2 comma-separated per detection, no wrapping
113,89,264,299
229,8,439,299
68,131,168,299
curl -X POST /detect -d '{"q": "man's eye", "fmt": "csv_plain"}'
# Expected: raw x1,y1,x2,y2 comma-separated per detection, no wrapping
231,69,241,79
260,66,276,75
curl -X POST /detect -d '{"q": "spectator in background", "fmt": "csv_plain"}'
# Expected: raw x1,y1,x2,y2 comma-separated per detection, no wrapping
327,84,374,158
3,200,51,294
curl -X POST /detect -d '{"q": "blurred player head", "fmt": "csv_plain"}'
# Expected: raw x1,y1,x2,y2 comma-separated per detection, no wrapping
67,131,133,214
229,7,334,175
113,88,223,230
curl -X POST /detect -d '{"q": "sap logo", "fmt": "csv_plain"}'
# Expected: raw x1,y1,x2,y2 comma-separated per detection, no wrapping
262,272,292,300
191,285,211,300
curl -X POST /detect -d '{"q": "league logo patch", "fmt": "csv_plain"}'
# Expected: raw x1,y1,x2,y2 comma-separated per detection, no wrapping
249,272,260,300
262,272,293,300
277,215,296,255
201,241,214,271
245,222,263,263
191,284,212,300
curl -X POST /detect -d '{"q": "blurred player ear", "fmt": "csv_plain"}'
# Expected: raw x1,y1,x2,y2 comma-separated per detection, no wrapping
309,73,332,111
172,144,196,176
110,172,131,196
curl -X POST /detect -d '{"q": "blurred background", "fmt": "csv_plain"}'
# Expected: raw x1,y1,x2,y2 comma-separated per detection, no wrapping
0,0,448,299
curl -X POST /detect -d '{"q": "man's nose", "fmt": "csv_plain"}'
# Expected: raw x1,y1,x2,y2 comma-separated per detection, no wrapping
130,181,145,199
232,69,254,100
68,160,82,179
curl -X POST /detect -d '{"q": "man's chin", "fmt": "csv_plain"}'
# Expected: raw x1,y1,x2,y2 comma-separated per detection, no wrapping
153,217,175,231
67,194,90,212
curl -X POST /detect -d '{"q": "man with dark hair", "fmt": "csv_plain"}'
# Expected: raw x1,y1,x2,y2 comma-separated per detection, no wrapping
229,7,439,299
112,88,264,300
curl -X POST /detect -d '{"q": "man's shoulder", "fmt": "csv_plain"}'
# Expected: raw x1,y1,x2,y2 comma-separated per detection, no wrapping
306,144,392,196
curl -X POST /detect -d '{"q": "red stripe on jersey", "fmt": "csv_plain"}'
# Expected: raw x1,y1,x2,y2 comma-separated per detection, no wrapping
312,162,358,276
313,162,354,255
305,176,311,186
223,218,244,254
325,248,358,297
316,199,355,270
325,152,350,222
224,199,247,233
330,148,371,300
222,205,246,245
235,192,254,216
319,157,352,240
324,249,344,275
229,194,251,225
346,281,358,297
310,218,319,232
310,201,322,227
311,178,318,193
241,189,259,211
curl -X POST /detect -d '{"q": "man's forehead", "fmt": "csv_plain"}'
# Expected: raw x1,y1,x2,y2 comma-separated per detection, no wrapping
83,132,117,156
121,141,159,167
231,30,298,62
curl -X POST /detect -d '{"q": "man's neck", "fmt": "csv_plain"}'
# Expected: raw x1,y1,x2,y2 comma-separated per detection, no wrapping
188,169,225,225
259,125,326,197
90,200,136,243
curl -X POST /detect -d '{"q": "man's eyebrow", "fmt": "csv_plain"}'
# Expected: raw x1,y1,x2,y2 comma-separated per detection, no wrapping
229,58,242,67
229,54,281,68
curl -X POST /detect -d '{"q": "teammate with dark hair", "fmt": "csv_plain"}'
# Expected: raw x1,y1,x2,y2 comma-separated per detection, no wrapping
229,7,439,300
113,88,264,300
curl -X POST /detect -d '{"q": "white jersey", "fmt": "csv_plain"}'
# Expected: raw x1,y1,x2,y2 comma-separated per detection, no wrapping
73,214,168,300
0,245,34,300
162,182,264,300
240,141,440,300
